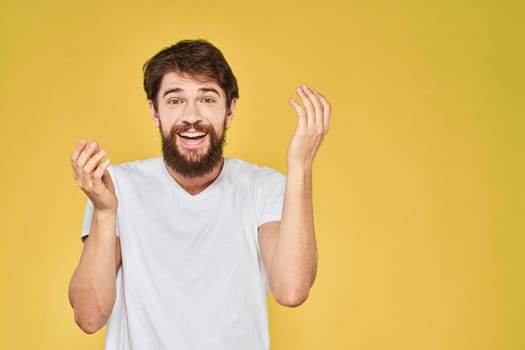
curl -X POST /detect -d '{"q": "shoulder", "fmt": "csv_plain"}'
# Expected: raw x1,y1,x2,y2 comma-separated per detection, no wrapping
223,158,285,189
224,158,284,180
112,156,162,171
108,157,165,183
110,157,162,173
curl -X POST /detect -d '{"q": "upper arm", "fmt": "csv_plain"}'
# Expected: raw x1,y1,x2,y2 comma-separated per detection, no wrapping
258,221,280,287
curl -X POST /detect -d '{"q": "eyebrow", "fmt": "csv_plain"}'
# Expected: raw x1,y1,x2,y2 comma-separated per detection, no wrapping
162,87,221,98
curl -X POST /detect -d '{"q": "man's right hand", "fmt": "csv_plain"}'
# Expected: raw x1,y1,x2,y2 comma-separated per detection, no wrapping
70,139,120,333
71,139,117,212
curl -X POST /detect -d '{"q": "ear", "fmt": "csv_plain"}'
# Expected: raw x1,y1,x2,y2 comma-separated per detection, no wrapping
149,100,160,127
225,98,237,126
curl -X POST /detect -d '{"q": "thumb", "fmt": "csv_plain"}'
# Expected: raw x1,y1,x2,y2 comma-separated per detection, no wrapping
102,169,115,193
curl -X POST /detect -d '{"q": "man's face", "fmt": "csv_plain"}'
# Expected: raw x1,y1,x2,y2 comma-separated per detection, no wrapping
149,72,236,178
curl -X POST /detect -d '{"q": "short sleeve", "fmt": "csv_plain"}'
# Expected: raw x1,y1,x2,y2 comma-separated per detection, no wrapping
255,168,286,227
80,199,94,240
79,167,119,241
80,200,121,241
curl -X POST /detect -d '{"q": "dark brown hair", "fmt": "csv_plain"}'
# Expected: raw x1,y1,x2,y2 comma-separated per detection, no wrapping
143,39,239,110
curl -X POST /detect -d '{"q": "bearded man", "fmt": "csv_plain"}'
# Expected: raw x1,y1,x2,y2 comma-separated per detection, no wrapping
68,39,331,350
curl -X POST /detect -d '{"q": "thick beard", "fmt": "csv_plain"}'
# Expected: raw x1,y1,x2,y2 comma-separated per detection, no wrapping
160,121,226,178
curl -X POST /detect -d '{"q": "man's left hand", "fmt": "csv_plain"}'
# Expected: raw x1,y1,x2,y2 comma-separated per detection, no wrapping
288,84,331,169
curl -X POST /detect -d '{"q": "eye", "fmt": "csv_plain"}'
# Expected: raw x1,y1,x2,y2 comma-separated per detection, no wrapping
201,97,215,104
167,98,183,105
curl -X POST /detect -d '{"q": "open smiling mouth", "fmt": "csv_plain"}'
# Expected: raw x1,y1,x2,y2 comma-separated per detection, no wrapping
178,131,207,140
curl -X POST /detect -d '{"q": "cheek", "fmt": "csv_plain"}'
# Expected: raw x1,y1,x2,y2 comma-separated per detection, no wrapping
158,120,172,138
157,107,182,124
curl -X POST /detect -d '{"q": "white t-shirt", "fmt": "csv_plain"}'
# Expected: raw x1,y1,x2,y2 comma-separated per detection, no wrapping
81,157,285,350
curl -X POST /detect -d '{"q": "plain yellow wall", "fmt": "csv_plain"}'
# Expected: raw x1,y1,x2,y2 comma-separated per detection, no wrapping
1,0,523,349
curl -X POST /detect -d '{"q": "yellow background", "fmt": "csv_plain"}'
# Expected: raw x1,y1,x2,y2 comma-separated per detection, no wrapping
1,0,523,349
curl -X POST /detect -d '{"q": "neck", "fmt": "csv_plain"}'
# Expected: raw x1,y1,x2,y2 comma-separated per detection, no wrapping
164,158,225,195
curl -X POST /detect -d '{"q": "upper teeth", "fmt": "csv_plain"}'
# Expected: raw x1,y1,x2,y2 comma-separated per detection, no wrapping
179,131,206,138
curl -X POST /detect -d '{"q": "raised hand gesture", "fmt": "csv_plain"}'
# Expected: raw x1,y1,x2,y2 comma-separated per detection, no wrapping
71,139,117,212
288,84,331,170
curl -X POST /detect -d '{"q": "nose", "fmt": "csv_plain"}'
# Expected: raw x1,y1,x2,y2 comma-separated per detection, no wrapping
181,101,203,125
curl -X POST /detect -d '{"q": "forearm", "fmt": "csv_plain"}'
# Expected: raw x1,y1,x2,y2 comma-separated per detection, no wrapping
261,84,329,306
68,210,118,333
269,165,318,305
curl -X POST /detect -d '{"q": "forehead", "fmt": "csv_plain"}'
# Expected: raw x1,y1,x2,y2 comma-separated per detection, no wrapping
159,71,223,95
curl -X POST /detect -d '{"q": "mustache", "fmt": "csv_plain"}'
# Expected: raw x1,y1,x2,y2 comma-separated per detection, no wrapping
170,122,212,135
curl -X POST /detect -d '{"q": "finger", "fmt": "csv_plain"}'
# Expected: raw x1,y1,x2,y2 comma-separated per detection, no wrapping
71,139,88,165
93,158,111,180
302,85,324,130
76,141,99,169
289,98,307,129
295,85,315,127
314,91,331,131
83,148,107,174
